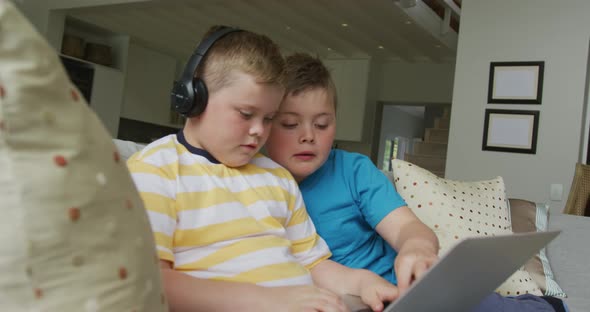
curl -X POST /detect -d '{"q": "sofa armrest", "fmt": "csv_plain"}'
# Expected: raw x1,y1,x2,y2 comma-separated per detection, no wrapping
547,213,590,311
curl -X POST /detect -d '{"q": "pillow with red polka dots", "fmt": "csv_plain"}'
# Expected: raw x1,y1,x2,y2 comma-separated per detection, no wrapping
0,3,167,311
390,159,542,296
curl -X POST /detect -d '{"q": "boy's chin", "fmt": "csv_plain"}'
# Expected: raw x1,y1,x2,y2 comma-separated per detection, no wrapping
222,156,253,168
292,167,317,182
223,160,249,168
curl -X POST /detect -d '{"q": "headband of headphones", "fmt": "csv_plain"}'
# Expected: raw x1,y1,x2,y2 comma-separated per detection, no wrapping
171,26,243,117
179,27,241,86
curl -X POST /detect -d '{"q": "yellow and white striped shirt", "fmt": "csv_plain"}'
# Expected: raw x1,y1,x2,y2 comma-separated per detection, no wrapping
128,134,331,287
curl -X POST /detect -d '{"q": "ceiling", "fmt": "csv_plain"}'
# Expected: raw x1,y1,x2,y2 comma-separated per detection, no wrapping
62,0,460,63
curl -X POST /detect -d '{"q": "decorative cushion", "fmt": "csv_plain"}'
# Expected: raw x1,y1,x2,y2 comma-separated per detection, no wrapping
390,159,542,296
0,3,167,311
509,199,567,297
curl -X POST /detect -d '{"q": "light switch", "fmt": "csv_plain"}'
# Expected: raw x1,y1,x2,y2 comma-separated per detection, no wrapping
550,184,563,201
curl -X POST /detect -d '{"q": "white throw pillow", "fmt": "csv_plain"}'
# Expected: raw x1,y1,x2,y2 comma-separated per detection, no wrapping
0,3,167,311
113,139,147,162
390,159,541,296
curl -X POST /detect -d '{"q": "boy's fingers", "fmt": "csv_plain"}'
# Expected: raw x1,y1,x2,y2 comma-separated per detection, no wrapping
377,285,399,304
394,260,412,292
364,292,383,312
413,261,430,282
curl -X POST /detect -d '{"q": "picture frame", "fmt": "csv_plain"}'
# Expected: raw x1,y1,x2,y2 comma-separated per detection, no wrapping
482,109,540,154
487,61,544,104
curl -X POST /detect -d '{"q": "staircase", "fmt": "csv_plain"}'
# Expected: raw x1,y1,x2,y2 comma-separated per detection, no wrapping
404,107,450,177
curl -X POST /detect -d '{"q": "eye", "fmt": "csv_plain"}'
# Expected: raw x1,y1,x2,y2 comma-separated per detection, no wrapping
315,124,328,130
280,122,298,129
263,115,275,123
239,110,253,119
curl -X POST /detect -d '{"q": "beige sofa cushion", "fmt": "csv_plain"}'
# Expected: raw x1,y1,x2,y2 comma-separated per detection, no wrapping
390,159,541,296
0,3,167,311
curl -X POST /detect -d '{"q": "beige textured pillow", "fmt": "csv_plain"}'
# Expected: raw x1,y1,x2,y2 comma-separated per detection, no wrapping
0,3,167,311
391,159,541,296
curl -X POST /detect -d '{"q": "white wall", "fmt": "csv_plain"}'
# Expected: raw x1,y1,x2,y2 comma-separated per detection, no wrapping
90,66,125,136
120,42,178,127
361,58,383,143
324,58,370,142
14,1,65,50
14,1,48,33
446,0,590,214
377,61,456,103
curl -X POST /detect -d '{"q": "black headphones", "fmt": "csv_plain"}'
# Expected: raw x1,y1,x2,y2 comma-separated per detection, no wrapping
170,26,242,117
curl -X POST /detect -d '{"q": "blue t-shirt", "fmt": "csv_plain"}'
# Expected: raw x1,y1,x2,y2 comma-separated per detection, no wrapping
299,149,406,284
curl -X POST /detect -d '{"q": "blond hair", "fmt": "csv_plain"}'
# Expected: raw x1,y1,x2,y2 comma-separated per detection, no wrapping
283,53,337,110
196,25,285,94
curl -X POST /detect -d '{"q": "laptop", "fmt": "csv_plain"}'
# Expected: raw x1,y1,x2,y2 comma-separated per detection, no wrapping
343,230,560,312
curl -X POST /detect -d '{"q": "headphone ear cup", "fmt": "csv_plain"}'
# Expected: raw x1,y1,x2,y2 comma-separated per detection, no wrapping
172,27,240,117
190,78,209,117
171,81,194,116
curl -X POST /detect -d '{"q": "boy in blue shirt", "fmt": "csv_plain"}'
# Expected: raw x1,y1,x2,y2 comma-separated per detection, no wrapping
265,53,563,312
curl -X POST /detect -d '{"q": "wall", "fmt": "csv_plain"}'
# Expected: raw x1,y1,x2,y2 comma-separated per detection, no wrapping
15,1,173,129
362,58,383,143
376,105,425,167
377,60,456,104
120,42,178,127
334,58,382,156
323,58,370,142
14,1,64,50
446,0,590,214
14,1,48,33
90,65,125,136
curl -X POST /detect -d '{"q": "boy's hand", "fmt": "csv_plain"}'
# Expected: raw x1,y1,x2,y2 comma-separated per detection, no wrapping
265,285,350,312
394,241,438,293
357,272,399,312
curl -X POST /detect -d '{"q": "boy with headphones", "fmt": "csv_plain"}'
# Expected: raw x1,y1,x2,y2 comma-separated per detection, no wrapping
128,26,398,312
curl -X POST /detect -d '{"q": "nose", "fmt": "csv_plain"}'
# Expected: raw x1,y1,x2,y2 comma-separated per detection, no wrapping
299,126,315,144
249,119,265,137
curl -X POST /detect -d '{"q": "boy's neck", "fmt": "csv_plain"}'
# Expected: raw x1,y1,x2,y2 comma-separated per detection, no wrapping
182,120,204,150
176,129,220,164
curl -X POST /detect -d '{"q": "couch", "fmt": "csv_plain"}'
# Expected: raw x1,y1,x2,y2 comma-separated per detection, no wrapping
5,0,585,308
113,139,590,311
544,213,590,311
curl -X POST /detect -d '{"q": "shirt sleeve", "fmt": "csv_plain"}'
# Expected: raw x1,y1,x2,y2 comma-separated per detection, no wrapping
127,154,177,264
283,176,332,269
350,154,407,229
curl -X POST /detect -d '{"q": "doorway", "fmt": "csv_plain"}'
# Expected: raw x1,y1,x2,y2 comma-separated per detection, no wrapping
371,102,451,177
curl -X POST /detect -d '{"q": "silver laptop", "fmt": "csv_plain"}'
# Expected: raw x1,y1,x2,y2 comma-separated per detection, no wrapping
343,231,560,312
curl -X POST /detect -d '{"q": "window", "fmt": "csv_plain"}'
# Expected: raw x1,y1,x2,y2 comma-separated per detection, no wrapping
382,137,399,171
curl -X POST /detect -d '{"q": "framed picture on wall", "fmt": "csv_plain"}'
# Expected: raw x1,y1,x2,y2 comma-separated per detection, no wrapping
487,61,544,104
482,109,540,154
